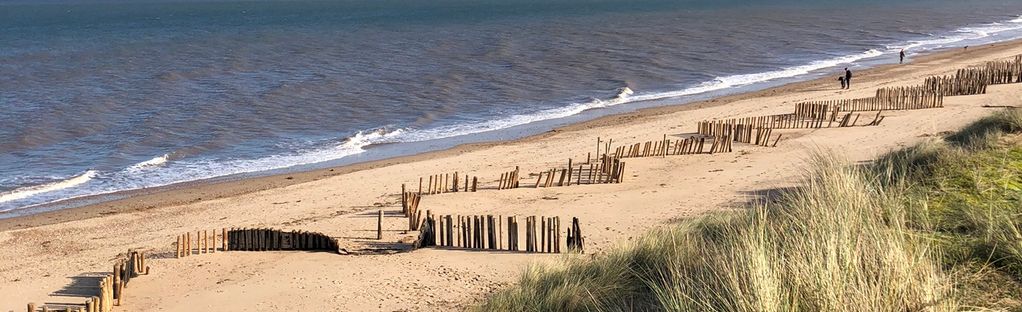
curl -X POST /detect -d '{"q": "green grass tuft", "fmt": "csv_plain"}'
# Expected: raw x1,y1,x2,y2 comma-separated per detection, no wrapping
478,110,1022,312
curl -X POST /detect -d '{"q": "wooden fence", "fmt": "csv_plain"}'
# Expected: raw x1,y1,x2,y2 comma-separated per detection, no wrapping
227,228,339,252
612,134,734,158
497,167,520,190
538,157,626,187
401,190,423,230
418,172,478,195
416,213,584,253
699,119,786,144
698,101,884,141
922,56,1022,96
26,251,149,312
795,87,943,112
175,228,339,255
978,55,1022,85
175,229,224,257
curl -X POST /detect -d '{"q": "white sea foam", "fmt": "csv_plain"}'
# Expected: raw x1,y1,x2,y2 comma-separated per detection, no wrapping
390,15,1022,145
148,128,405,182
0,170,97,204
128,154,170,171
891,15,1022,51
386,48,882,144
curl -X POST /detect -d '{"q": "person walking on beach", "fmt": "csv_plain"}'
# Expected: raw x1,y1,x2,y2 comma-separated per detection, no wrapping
900,49,906,64
838,76,845,89
844,68,853,89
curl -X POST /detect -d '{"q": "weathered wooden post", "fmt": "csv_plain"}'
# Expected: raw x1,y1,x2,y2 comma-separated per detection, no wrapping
377,209,383,240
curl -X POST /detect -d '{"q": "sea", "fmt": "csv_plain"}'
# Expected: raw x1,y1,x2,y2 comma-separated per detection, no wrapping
3,0,1022,216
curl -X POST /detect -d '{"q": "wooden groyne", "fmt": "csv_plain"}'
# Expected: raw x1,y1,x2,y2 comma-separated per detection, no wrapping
538,157,625,187
415,213,584,253
923,55,1022,96
226,228,339,252
175,229,223,257
175,228,339,256
402,191,423,230
25,251,149,312
497,167,520,190
418,172,478,195
795,87,943,113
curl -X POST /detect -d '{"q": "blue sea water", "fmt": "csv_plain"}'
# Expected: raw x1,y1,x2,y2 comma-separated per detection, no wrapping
3,0,1022,215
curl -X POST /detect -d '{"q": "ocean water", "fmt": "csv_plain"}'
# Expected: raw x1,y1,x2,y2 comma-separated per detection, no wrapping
3,0,1022,215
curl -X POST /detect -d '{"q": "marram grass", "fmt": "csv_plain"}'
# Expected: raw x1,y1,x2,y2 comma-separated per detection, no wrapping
478,109,1022,312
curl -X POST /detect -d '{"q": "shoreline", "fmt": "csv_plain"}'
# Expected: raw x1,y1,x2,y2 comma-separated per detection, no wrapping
0,40,1006,231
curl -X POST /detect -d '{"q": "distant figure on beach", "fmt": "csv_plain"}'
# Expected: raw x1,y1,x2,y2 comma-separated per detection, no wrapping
844,68,853,89
900,49,906,64
838,76,845,89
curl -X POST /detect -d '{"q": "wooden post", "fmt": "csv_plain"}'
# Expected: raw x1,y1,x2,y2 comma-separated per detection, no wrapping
115,281,123,306
556,216,561,253
541,217,546,253
377,209,383,240
112,263,121,302
566,159,573,186
662,134,668,158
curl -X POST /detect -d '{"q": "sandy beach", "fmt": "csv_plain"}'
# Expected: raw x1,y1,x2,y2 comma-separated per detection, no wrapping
4,40,1022,311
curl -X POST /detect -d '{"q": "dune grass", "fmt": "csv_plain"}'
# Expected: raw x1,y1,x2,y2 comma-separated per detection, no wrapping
478,109,1022,312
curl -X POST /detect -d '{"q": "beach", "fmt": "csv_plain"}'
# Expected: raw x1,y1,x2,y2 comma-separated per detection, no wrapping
3,40,1022,311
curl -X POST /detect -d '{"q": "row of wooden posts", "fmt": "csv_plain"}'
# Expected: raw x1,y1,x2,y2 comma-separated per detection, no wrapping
925,62,1022,97
416,212,584,253
26,251,149,312
796,86,943,113
698,101,885,139
921,55,1022,97
418,172,478,195
692,54,1022,149
227,228,338,252
175,228,338,256
698,83,944,137
613,134,732,158
498,167,520,190
175,229,225,257
977,55,1022,85
401,190,424,231
539,157,626,188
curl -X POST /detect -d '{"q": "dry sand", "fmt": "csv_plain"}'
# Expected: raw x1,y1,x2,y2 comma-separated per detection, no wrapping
4,41,1022,311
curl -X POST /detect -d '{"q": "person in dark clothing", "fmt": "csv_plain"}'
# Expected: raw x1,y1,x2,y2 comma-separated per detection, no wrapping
838,76,845,89
900,49,906,64
844,68,852,89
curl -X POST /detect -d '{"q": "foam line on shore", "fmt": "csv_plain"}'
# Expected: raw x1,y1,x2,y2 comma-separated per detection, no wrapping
0,170,97,205
5,14,1022,213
